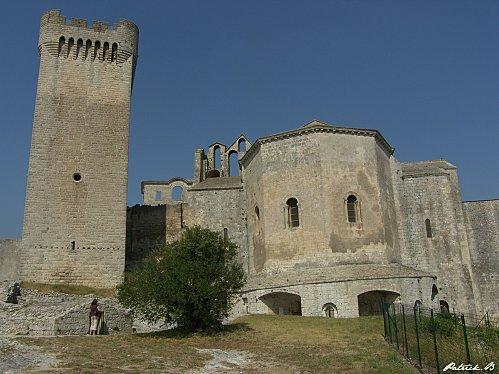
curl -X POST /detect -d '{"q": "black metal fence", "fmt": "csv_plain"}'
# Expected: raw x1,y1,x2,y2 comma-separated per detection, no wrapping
382,303,498,373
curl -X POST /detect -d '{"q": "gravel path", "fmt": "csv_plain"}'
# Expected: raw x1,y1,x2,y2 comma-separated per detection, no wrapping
194,348,253,373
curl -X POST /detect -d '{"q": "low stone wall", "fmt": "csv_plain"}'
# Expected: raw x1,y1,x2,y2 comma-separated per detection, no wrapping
55,299,133,335
0,239,20,281
0,288,132,336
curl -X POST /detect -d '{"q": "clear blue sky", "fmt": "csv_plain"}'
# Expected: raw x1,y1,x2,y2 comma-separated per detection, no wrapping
0,1,498,237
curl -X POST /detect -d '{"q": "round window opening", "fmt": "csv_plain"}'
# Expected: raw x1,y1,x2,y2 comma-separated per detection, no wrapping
73,173,82,182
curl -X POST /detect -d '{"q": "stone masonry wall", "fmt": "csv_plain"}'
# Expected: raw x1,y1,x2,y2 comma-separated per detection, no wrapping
394,161,477,314
125,203,184,269
20,10,138,287
185,185,248,269
243,131,397,275
463,200,499,318
0,239,20,281
241,276,436,318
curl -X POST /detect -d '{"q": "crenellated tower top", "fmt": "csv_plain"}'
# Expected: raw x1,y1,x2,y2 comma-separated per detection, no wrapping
38,9,138,68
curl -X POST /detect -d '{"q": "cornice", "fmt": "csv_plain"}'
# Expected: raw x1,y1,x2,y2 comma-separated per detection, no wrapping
240,120,395,166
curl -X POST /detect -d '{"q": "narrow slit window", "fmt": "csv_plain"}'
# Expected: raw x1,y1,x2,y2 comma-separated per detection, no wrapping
425,218,432,238
93,41,101,61
67,38,74,58
76,39,83,59
223,228,228,241
58,36,65,57
287,198,299,228
111,43,118,62
102,42,109,61
346,195,357,223
85,40,92,60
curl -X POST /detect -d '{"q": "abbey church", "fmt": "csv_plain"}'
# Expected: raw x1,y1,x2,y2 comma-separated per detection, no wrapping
16,10,498,320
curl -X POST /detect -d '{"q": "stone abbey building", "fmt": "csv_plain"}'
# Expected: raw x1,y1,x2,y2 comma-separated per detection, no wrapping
19,10,498,320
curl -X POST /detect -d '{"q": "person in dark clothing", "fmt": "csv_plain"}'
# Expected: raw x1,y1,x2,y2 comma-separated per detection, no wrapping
89,299,100,335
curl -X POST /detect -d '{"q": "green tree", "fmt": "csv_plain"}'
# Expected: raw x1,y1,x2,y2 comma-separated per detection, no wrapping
118,226,245,332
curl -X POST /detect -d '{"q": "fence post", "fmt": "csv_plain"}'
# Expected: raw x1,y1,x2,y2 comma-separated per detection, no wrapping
413,307,422,368
392,304,400,349
461,314,472,366
382,303,388,340
402,305,409,358
430,309,441,373
387,305,393,343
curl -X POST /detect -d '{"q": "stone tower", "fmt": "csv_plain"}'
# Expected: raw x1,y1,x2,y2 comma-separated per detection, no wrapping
20,10,139,287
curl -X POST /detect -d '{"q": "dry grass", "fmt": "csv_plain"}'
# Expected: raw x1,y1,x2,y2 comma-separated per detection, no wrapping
20,315,418,373
21,281,116,298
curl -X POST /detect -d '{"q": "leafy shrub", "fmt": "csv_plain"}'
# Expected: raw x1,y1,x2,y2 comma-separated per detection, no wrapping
118,226,245,332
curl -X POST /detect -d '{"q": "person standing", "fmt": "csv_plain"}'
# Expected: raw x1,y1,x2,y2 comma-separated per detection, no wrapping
89,299,100,335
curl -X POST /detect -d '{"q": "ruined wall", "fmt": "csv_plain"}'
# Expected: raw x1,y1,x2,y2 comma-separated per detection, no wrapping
142,178,192,206
185,177,248,269
125,203,184,269
394,161,477,313
463,200,499,318
20,10,138,287
0,239,20,281
243,127,398,275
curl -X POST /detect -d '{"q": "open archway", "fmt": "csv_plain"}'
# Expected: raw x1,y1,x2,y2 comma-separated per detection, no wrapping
228,151,239,176
357,290,400,316
259,292,302,316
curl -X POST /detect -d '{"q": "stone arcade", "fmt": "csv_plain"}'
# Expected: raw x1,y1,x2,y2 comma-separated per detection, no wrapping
6,10,498,321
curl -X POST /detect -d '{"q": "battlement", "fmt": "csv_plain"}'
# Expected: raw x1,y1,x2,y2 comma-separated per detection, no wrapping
38,10,138,68
40,9,138,34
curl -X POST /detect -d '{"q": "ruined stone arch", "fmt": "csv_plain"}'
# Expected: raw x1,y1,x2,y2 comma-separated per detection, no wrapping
207,143,227,175
228,150,240,176
237,137,247,152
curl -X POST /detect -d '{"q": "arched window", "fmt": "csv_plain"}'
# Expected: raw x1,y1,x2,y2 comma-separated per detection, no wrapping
286,198,299,228
425,218,432,238
213,146,222,170
76,39,83,59
93,41,101,61
439,300,450,315
346,195,358,223
171,186,183,201
58,36,65,57
67,37,74,58
431,284,438,301
111,43,118,62
84,40,92,60
414,300,422,312
102,42,109,61
229,151,239,176
238,138,246,152
323,303,338,318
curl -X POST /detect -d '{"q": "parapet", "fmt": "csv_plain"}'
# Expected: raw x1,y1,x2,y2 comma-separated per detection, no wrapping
38,9,139,63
